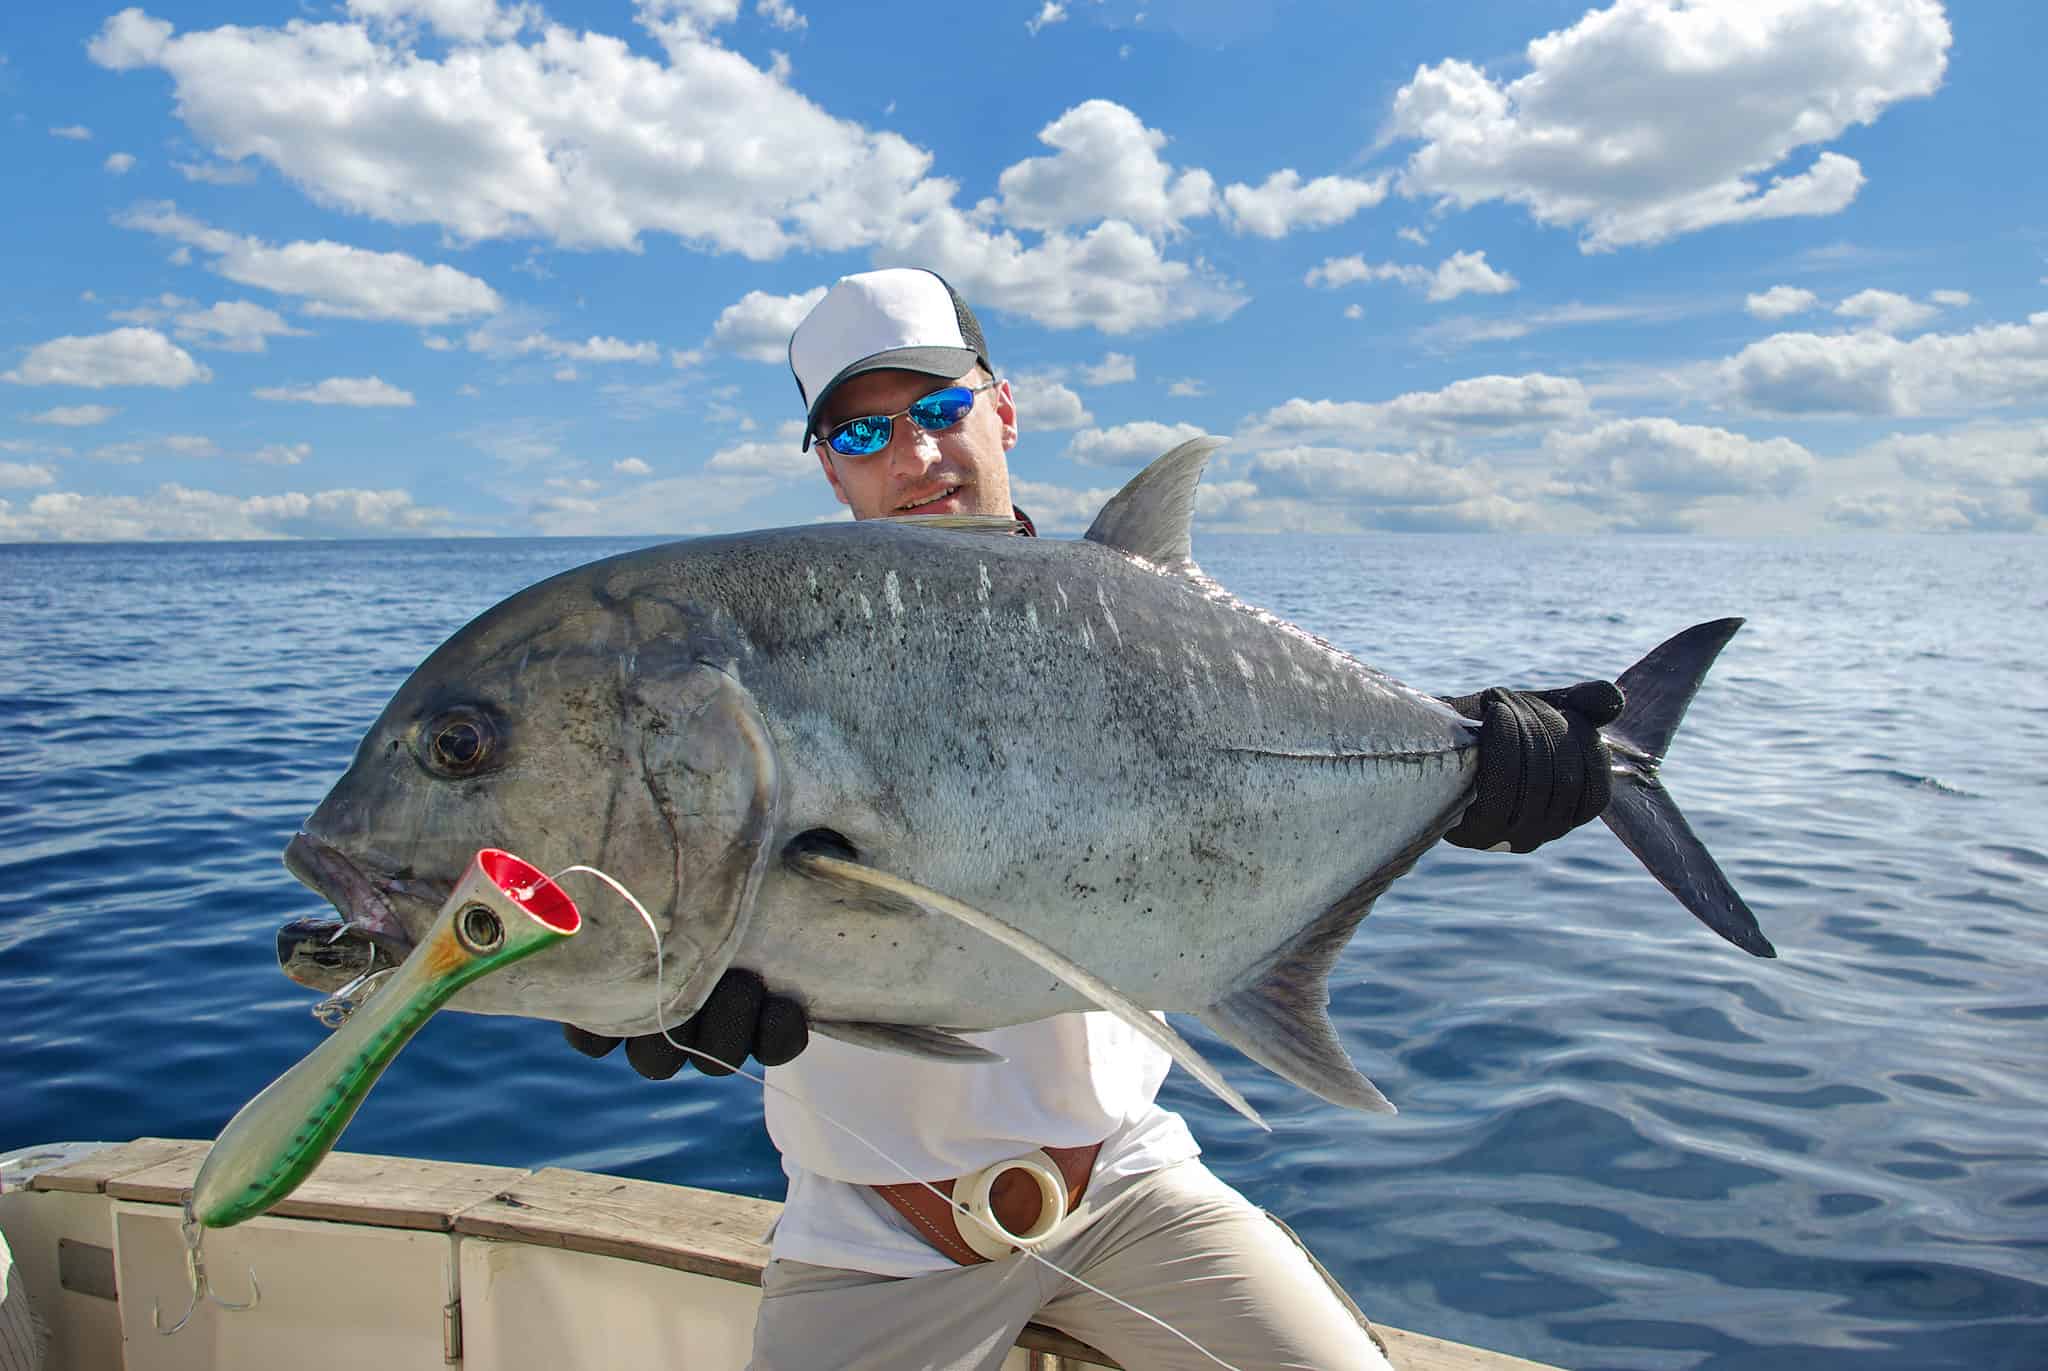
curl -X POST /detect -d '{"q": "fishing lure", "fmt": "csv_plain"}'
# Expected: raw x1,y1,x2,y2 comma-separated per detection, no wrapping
159,849,579,1333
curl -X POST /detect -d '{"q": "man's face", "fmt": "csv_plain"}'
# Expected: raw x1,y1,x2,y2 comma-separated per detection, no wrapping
814,368,1017,521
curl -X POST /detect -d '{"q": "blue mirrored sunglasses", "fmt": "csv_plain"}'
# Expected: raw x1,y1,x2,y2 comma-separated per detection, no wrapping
821,380,999,458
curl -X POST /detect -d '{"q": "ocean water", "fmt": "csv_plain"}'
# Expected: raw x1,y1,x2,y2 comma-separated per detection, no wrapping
1,532,2043,1371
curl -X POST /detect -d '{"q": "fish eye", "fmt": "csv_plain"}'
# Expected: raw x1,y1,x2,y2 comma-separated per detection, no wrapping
417,708,498,778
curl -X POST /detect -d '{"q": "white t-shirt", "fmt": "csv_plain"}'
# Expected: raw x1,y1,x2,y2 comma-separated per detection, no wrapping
763,1011,1201,1276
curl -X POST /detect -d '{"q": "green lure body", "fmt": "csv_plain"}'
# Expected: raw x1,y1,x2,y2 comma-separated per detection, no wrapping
192,850,579,1229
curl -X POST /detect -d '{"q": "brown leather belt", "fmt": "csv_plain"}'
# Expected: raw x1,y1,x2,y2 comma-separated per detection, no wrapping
872,1142,1100,1265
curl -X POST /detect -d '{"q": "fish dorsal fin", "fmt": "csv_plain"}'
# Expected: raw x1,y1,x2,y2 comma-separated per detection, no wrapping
787,849,1268,1131
890,514,1025,535
1083,436,1224,568
1199,794,1468,1115
811,1021,1005,1063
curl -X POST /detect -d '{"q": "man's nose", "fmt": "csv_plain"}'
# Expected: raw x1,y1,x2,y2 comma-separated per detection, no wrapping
886,420,941,473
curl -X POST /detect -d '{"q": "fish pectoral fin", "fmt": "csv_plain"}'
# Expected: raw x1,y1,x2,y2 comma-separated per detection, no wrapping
786,850,1269,1132
811,1021,1006,1063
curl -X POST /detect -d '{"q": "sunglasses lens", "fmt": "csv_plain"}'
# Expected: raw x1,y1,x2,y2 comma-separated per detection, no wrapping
908,386,975,432
827,415,891,457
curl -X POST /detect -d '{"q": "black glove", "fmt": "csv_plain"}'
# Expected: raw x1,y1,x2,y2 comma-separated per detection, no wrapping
1441,681,1625,853
561,968,809,1079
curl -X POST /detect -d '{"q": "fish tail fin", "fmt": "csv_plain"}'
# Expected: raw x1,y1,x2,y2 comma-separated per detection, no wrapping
1601,618,1776,958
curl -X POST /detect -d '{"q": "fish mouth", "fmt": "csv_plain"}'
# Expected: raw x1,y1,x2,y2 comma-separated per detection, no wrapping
281,832,430,980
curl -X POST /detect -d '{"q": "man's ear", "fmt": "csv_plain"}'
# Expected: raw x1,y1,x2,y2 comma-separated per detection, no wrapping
817,450,851,506
994,378,1018,452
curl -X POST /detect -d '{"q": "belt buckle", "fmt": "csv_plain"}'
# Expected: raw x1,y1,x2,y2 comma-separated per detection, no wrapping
952,1148,1069,1262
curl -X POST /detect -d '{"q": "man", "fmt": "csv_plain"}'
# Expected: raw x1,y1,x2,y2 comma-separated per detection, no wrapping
567,267,1623,1370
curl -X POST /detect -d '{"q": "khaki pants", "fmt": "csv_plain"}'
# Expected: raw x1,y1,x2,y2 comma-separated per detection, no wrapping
747,1160,1392,1371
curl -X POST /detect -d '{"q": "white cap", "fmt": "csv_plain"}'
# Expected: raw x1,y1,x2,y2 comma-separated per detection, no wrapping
788,268,990,450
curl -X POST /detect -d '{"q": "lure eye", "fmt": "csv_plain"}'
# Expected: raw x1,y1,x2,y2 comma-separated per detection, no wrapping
418,708,498,778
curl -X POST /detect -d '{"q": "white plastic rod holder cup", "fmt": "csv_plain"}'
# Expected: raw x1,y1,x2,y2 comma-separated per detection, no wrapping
953,1149,1068,1262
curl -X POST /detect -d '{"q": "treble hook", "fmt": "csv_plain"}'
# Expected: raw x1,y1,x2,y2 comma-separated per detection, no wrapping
154,1206,261,1335
312,964,395,1029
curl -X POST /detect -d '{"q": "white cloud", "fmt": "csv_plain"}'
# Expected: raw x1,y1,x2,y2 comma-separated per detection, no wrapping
1398,226,1429,247
1010,375,1091,430
1864,423,2048,497
552,366,579,382
1167,378,1205,398
1343,304,1364,320
527,474,774,535
1425,250,1518,302
1721,311,2048,416
51,125,93,141
1834,288,1938,334
107,292,194,326
1026,2,1067,36
90,7,951,260
1068,420,1210,467
614,457,653,475
104,152,137,175
1250,444,1500,506
1387,0,1950,250
997,100,1217,238
712,287,826,363
255,376,416,407
0,483,452,541
1009,477,1120,531
756,0,806,32
164,435,219,456
702,420,811,479
1305,250,1515,301
1931,289,1971,309
1826,487,2036,532
174,300,308,353
703,439,808,478
1746,285,1819,320
1221,169,1389,238
2,329,212,389
174,160,257,185
1549,417,1814,497
119,204,502,325
87,442,148,464
0,463,59,490
28,405,119,426
346,0,538,44
463,323,663,363
1081,352,1136,385
1244,374,1590,443
879,210,1245,334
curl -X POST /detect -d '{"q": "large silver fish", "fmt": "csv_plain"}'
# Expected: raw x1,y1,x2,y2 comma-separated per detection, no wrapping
278,439,1772,1121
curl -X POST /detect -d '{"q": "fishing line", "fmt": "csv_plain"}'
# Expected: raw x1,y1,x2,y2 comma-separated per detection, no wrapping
546,862,1247,1371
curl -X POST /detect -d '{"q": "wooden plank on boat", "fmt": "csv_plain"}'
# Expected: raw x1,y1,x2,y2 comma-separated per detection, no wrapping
28,1138,206,1194
101,1143,529,1232
452,1167,779,1284
1377,1324,1565,1371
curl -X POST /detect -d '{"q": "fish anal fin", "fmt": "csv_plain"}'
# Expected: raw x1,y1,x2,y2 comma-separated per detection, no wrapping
1201,970,1393,1115
1205,796,1467,1115
787,850,1269,1131
811,1021,1005,1063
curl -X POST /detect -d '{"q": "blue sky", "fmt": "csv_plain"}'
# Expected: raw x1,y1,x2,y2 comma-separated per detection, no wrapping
2,0,2043,540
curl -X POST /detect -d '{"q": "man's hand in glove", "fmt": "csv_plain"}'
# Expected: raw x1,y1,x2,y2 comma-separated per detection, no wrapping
560,967,809,1079
1442,681,1626,854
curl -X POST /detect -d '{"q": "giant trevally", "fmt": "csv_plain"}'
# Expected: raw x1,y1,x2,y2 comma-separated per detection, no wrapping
277,438,1772,1121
